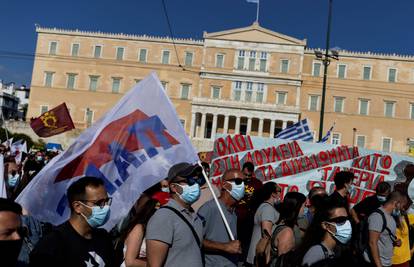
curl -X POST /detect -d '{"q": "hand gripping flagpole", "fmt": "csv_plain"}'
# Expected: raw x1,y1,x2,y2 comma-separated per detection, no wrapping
197,161,235,241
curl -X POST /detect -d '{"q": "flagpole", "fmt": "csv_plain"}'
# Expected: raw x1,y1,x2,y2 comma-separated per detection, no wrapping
256,1,260,23
197,161,235,241
1,109,9,143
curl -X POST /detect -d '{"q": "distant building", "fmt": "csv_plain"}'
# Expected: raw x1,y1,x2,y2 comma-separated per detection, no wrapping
27,24,414,154
0,80,30,120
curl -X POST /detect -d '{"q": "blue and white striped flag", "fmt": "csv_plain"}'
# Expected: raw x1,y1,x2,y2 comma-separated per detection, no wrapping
246,0,259,3
275,119,313,142
318,123,336,143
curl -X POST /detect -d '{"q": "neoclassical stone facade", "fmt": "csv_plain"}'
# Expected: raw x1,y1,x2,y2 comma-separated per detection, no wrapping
27,23,414,154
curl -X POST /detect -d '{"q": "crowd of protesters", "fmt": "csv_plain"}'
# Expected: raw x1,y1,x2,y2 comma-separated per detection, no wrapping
2,149,414,267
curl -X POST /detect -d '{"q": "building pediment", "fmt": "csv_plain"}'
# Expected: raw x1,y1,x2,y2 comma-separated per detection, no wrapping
203,22,306,46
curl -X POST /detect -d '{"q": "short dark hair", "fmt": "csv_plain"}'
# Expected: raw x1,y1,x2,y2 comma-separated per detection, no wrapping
385,191,404,204
201,162,209,170
375,182,391,195
0,198,22,215
308,186,326,200
242,162,254,173
67,177,104,211
334,171,354,190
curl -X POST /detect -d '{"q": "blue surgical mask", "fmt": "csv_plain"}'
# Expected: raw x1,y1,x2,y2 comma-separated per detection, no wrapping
392,209,401,217
177,183,200,204
161,187,170,193
36,156,43,161
226,181,245,201
80,203,111,228
7,174,19,187
377,195,387,202
328,220,352,244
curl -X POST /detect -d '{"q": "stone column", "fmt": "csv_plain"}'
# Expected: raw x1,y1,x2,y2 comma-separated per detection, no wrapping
200,113,206,138
235,116,241,134
190,112,196,138
282,120,288,129
223,115,229,134
270,119,275,138
258,118,264,137
246,117,252,135
211,114,218,140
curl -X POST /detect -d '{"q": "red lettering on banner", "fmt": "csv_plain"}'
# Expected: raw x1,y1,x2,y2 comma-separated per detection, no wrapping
262,148,271,164
292,141,304,157
245,152,253,163
353,146,360,158
235,135,247,152
287,143,294,158
215,138,227,157
254,150,264,166
278,183,289,199
371,175,385,190
292,158,304,173
247,135,254,150
380,155,392,169
371,154,380,171
267,166,277,181
272,146,281,162
344,146,351,159
318,151,330,166
230,155,240,169
257,166,266,180
327,149,339,163
211,177,221,187
352,157,362,169
321,167,332,181
281,161,293,176
226,136,238,155
280,144,290,160
305,156,314,170
212,160,222,177
288,185,299,192
337,147,347,162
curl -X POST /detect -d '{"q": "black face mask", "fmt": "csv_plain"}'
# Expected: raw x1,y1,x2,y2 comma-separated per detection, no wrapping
0,239,23,266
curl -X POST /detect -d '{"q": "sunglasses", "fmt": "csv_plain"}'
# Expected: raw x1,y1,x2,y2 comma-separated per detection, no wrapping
80,197,112,208
227,178,244,185
326,216,349,225
175,176,205,186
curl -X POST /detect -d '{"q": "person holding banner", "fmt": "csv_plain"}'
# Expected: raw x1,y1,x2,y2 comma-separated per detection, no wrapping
197,169,245,267
30,177,115,267
146,163,204,267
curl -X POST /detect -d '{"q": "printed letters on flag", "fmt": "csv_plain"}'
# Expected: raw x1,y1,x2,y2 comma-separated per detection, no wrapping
275,119,313,142
17,73,199,229
30,103,75,138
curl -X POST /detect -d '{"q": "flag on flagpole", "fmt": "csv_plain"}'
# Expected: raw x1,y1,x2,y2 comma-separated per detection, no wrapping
30,103,75,138
275,119,314,142
17,73,199,229
318,123,336,143
246,0,259,3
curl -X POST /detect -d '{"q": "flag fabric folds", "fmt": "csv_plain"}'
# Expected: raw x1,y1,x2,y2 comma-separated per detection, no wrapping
17,73,199,229
275,119,314,142
318,123,336,143
246,0,259,3
30,103,75,138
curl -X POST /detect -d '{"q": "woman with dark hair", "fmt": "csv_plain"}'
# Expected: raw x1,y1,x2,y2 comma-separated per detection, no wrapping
246,181,281,265
299,201,352,267
272,192,307,256
119,196,158,267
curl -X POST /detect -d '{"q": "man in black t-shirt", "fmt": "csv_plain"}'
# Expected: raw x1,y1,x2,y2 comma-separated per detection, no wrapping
328,171,354,212
30,176,115,267
350,181,391,224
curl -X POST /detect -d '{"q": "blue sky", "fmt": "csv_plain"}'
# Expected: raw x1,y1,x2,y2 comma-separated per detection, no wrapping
1,0,413,86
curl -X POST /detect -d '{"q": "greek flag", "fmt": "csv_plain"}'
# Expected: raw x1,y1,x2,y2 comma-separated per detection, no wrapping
275,119,313,142
318,123,335,143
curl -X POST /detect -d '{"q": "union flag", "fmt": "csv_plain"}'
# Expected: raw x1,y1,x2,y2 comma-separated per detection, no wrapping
30,103,75,137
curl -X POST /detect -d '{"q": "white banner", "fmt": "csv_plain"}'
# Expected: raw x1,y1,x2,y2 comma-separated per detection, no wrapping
17,73,198,229
210,135,414,205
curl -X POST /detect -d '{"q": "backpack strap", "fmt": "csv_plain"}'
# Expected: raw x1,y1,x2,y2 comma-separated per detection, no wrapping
373,209,397,241
319,244,329,259
160,206,201,248
270,224,288,253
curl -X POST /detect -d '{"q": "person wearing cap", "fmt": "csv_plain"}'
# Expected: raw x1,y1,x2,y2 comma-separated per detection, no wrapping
30,177,115,267
0,197,23,267
146,162,204,267
197,169,245,267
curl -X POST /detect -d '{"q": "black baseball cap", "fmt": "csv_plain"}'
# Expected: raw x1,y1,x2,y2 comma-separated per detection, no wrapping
167,162,202,182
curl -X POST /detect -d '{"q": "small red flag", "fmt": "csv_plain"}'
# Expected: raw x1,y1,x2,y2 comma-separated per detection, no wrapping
30,103,75,137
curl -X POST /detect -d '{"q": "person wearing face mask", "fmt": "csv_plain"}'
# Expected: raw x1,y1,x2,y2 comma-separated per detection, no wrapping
351,182,391,225
363,191,404,267
246,181,281,266
30,176,115,267
146,163,204,267
328,171,355,213
300,201,352,267
197,169,245,267
0,198,24,267
160,179,170,193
